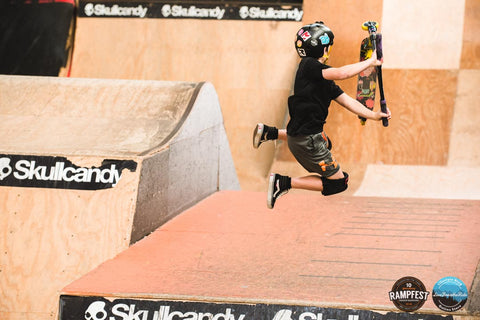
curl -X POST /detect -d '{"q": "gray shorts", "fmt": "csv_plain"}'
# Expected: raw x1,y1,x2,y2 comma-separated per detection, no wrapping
287,132,340,178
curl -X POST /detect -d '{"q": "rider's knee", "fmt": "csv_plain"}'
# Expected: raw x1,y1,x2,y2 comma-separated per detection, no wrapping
321,171,349,196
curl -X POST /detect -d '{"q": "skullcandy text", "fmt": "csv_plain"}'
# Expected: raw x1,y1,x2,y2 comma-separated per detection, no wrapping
60,295,455,320
239,6,303,21
0,155,137,190
86,302,246,320
14,160,121,186
84,3,148,17
78,1,303,21
161,5,225,19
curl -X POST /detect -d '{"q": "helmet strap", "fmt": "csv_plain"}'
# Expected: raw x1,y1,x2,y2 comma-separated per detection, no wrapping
321,46,332,63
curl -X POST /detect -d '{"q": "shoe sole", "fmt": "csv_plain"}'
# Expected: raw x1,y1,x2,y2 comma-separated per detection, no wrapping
252,123,264,149
267,173,275,209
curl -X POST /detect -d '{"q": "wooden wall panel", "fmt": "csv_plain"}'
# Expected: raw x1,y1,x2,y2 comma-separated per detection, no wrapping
325,69,457,166
69,1,475,188
448,70,480,166
72,19,301,189
273,0,384,168
273,0,466,179
461,0,480,69
302,0,383,68
381,0,465,69
275,69,457,168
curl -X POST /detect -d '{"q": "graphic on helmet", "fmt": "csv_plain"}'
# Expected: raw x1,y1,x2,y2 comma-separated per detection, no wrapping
319,33,330,45
295,21,334,59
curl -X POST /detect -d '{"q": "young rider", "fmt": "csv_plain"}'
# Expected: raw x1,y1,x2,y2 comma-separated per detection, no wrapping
253,21,391,209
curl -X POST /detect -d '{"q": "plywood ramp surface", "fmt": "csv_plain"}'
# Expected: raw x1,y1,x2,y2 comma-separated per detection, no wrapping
0,76,239,320
0,75,200,157
62,191,480,314
70,17,301,190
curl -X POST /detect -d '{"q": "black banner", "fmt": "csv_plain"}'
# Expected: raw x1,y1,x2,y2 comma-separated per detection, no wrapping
59,295,454,320
78,1,303,21
0,154,137,190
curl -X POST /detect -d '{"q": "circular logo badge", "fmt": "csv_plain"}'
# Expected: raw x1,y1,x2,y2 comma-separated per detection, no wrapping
388,276,430,312
161,4,172,17
432,277,468,312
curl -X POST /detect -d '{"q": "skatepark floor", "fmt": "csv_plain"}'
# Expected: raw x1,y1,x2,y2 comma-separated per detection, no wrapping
63,190,480,315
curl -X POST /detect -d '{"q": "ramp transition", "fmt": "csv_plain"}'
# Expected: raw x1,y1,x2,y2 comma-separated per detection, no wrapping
0,75,239,320
60,191,480,319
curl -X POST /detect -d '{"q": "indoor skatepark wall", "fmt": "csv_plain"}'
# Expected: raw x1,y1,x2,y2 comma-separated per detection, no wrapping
2,0,479,319
70,15,301,190
69,0,480,192
0,75,239,319
298,0,478,166
274,0,480,197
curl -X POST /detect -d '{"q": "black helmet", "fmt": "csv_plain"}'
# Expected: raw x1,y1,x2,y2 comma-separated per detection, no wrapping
295,21,334,59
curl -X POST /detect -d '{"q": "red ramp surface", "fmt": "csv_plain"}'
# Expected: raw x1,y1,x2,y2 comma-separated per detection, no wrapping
62,191,480,315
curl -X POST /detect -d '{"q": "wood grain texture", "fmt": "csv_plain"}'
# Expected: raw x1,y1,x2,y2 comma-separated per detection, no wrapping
0,163,138,319
62,191,480,313
71,18,301,189
0,76,199,157
0,77,238,320
302,0,383,68
327,69,458,165
448,70,480,166
461,0,480,69
274,69,458,170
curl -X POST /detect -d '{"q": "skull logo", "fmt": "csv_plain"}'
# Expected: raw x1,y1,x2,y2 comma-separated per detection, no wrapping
0,158,12,180
85,301,107,320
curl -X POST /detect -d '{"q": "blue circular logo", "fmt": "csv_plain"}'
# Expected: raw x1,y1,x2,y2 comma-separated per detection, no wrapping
432,277,468,312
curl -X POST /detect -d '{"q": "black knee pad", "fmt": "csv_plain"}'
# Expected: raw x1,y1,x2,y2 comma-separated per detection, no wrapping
321,171,349,196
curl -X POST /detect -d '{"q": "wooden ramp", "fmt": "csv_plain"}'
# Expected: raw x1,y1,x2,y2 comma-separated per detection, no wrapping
60,191,480,319
0,75,239,320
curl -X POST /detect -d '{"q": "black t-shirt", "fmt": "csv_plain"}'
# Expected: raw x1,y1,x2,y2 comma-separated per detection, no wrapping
286,57,344,136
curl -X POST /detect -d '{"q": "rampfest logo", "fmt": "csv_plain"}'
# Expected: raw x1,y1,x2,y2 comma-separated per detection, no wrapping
389,276,430,312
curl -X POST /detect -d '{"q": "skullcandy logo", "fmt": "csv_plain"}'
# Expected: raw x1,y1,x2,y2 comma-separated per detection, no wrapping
63,295,453,320
238,6,303,21
0,158,13,180
84,3,94,16
0,154,137,190
272,309,326,320
83,3,148,17
83,301,246,320
273,309,293,320
79,2,302,21
85,301,107,320
161,4,226,19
